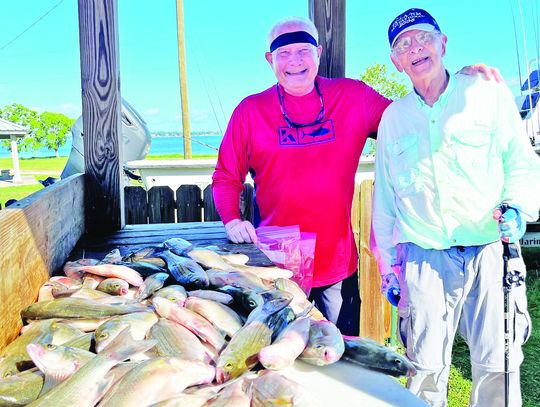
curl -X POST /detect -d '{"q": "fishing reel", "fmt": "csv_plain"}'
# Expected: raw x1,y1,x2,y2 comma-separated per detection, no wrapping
503,269,524,289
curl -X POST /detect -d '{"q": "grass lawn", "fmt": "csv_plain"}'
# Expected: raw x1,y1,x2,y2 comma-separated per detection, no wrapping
0,154,217,208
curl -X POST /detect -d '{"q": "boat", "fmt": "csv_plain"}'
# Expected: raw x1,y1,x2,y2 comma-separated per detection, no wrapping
515,61,540,154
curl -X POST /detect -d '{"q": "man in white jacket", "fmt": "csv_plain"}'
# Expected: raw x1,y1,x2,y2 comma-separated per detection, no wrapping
371,8,540,407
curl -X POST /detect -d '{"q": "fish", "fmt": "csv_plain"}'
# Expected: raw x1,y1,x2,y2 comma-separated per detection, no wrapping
25,328,156,407
154,248,209,287
74,264,143,287
215,293,290,383
152,297,225,351
26,343,95,395
188,289,234,305
101,248,122,264
81,274,105,290
206,269,269,292
49,276,83,288
62,287,112,300
220,253,250,265
0,320,84,378
258,315,311,370
232,264,293,281
216,285,263,315
248,370,322,407
299,319,344,366
204,378,251,406
94,311,159,353
184,296,244,338
274,278,325,320
341,335,417,377
135,272,169,301
63,259,100,280
163,237,194,256
147,318,210,362
122,246,166,268
152,285,188,306
96,278,130,296
188,249,234,270
98,357,215,407
120,261,168,276
0,368,44,406
21,297,149,320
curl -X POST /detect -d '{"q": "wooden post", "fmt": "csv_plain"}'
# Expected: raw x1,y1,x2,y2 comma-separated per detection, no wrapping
176,0,191,159
309,0,346,78
358,179,389,343
9,135,21,183
78,0,124,233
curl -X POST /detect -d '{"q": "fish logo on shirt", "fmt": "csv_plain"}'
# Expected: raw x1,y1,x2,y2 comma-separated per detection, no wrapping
278,120,335,147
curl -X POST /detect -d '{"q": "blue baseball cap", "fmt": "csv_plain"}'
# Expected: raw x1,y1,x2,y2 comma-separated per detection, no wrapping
388,8,441,47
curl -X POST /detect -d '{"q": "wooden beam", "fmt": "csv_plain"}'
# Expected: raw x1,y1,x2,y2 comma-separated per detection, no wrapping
0,175,85,351
309,0,346,78
78,0,124,233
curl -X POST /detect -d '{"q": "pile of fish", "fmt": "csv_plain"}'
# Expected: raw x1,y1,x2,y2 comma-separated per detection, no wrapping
0,238,416,406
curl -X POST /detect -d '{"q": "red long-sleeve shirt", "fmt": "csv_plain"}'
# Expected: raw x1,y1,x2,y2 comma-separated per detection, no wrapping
213,76,390,287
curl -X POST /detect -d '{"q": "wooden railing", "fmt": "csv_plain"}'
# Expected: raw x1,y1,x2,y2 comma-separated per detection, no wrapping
124,184,254,224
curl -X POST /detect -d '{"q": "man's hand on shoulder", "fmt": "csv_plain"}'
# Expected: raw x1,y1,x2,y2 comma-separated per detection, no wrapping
458,63,504,83
224,219,258,244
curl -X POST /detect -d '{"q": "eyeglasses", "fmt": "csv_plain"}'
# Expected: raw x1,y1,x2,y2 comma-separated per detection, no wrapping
276,81,325,128
392,31,439,55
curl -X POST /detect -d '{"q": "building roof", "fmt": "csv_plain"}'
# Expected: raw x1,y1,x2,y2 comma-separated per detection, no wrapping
0,117,28,139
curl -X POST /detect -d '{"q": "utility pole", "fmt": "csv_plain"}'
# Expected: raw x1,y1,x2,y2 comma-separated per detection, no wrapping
176,0,191,158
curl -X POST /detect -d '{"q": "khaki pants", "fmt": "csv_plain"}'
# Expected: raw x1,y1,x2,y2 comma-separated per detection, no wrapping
396,242,531,407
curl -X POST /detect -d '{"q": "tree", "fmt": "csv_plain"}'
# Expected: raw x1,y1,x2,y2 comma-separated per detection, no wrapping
360,64,410,155
360,63,410,101
35,112,75,158
0,103,41,152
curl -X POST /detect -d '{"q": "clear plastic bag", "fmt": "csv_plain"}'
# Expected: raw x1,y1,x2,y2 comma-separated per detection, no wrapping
256,225,316,295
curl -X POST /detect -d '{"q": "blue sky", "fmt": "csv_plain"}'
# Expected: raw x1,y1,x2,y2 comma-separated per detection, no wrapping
0,0,538,132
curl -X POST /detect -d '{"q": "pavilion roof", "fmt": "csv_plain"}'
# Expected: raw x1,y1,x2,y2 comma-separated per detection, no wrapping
0,118,28,139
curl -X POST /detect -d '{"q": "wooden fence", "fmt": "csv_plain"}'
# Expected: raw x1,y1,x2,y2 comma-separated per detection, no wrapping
124,183,254,225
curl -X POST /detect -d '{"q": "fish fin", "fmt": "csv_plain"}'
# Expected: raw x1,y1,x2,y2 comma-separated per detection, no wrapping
101,327,157,362
40,374,62,396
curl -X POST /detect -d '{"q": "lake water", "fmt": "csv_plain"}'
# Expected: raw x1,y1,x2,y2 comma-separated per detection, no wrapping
0,135,223,159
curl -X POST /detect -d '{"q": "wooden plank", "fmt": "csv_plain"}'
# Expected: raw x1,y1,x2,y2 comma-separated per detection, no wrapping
351,181,361,337
124,186,148,224
0,174,85,351
78,0,124,233
240,183,254,223
148,186,175,224
358,179,387,343
309,0,346,78
177,185,202,222
203,185,220,221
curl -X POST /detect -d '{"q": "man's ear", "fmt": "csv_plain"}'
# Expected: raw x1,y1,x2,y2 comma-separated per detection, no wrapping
316,45,322,58
440,34,448,58
390,52,403,72
265,52,273,66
